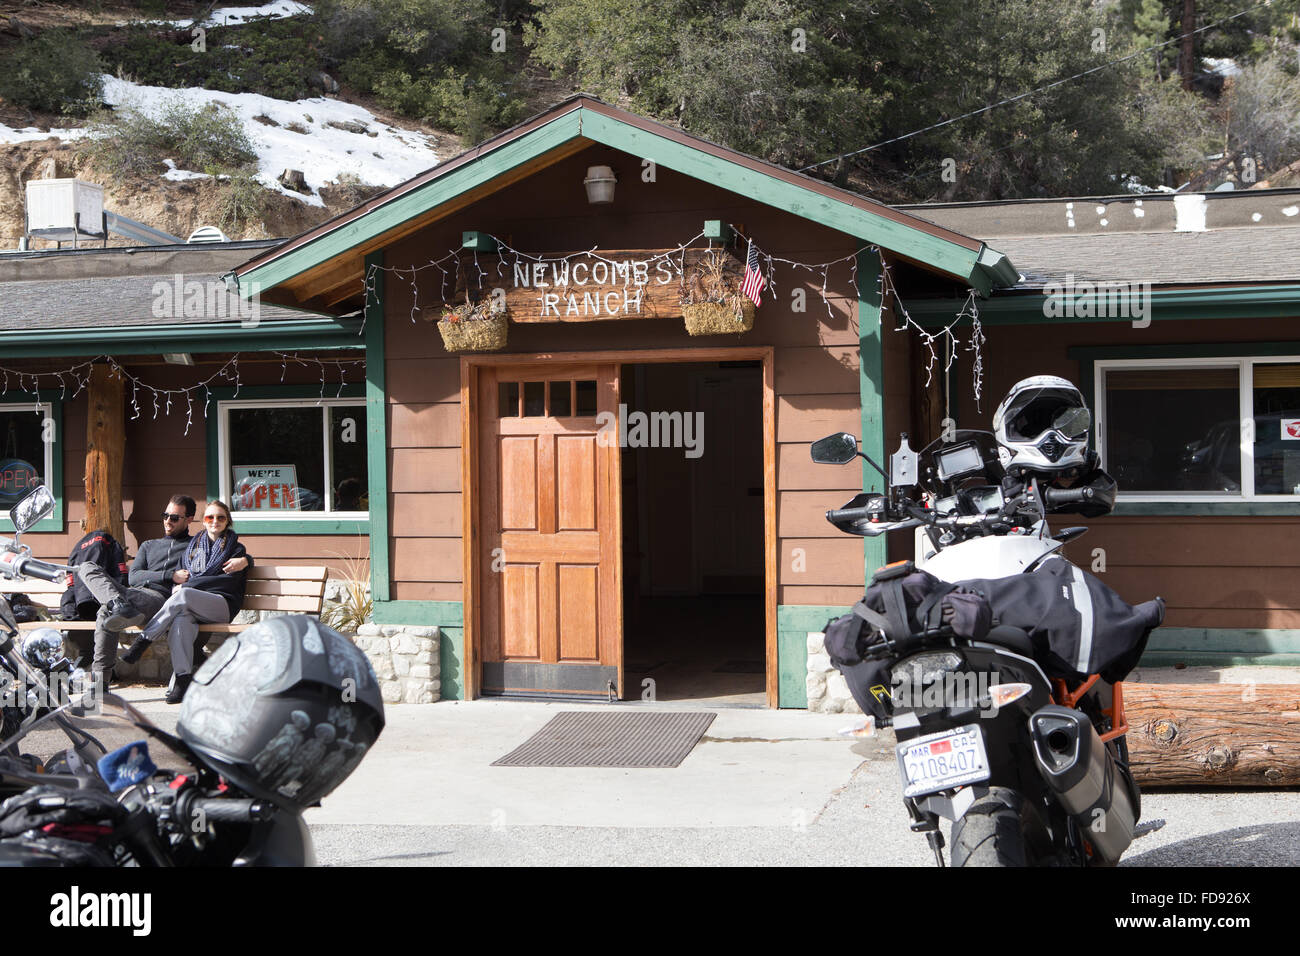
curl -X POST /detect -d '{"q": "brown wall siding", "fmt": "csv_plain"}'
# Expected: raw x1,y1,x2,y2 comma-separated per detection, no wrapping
15,356,367,580
980,315,1300,629
381,143,873,604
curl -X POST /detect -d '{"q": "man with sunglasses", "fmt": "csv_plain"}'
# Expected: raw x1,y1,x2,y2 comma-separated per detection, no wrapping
71,495,247,683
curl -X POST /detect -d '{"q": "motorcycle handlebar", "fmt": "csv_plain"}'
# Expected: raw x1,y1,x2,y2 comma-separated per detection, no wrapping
189,796,272,824
826,507,871,523
1042,486,1092,507
13,557,68,583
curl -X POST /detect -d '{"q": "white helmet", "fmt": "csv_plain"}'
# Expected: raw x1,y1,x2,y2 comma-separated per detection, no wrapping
992,375,1092,476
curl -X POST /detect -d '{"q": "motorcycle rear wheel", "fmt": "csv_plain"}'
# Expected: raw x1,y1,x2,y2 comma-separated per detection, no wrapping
950,788,1030,867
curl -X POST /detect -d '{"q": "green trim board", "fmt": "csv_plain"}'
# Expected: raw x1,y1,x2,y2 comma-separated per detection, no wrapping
203,383,370,535
857,249,887,587
578,110,990,288
364,253,391,604
237,102,1015,298
0,320,364,358
372,600,464,700
904,284,1300,328
1140,628,1300,667
777,604,851,708
0,397,63,534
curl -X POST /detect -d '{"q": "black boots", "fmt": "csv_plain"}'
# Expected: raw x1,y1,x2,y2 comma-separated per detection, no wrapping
103,597,146,631
119,635,152,665
164,673,192,705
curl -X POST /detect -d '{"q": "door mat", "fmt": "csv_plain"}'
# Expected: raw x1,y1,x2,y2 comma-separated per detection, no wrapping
714,660,765,674
491,711,717,768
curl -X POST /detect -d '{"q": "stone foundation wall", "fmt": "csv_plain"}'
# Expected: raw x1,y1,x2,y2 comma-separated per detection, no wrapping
353,624,441,704
805,631,862,715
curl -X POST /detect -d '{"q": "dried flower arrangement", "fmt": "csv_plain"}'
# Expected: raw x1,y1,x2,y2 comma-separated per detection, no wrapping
436,289,508,352
677,248,755,335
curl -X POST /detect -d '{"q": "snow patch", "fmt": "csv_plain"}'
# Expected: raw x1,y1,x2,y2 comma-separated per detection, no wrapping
1203,57,1242,78
162,159,211,181
0,125,85,145
1283,206,1299,217
125,2,312,30
99,76,440,206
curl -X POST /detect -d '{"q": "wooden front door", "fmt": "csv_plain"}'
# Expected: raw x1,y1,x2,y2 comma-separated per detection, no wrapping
478,364,622,698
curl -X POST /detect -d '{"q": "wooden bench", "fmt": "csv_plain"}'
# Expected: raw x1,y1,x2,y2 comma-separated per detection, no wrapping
1,565,328,639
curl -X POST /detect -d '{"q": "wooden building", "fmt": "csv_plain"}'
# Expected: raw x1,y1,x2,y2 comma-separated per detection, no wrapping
901,189,1300,672
233,96,1018,706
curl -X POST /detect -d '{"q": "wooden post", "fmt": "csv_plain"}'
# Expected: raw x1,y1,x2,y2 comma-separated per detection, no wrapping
1124,682,1300,787
84,364,125,543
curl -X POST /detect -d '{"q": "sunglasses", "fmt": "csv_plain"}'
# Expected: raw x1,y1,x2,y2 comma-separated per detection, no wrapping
203,514,228,523
162,513,188,522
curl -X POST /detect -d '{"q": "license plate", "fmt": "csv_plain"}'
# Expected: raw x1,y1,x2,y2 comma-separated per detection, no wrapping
895,724,990,798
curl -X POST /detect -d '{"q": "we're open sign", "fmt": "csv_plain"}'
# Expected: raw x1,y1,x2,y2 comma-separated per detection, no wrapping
233,465,301,511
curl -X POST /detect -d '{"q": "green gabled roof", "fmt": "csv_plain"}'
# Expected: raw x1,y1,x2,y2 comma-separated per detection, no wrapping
235,96,1018,310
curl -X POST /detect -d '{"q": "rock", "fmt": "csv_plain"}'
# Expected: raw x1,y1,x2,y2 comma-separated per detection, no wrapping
356,623,382,637
393,655,410,677
326,119,369,135
35,156,61,179
380,626,400,638
380,681,402,704
253,114,280,127
277,169,309,194
309,72,340,94
409,663,433,679
417,637,437,653
391,633,420,655
806,632,828,654
406,626,436,638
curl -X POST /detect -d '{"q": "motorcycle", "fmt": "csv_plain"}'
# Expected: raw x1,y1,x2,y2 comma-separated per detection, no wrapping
811,429,1163,867
0,483,383,866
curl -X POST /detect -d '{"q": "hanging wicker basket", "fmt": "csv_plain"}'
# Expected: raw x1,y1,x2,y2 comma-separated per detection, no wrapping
682,300,756,336
436,309,508,352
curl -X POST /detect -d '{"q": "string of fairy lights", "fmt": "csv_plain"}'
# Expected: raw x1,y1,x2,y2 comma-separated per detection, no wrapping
0,352,366,436
1,230,986,430
362,225,987,403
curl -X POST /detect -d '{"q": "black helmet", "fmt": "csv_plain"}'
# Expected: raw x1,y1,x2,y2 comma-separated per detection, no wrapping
177,616,384,811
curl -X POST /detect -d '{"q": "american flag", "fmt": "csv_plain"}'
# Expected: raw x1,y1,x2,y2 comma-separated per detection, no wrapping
741,238,766,307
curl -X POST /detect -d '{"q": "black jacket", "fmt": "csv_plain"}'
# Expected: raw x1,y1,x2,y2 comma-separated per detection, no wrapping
180,531,253,620
60,530,127,621
129,532,195,597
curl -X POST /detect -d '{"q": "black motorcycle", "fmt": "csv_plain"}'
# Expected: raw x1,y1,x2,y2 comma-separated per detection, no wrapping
812,430,1163,866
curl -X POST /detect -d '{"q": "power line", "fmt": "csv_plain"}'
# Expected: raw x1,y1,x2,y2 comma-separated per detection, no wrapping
799,0,1276,173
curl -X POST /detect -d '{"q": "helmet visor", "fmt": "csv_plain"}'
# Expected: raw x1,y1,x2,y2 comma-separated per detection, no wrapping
1005,388,1090,442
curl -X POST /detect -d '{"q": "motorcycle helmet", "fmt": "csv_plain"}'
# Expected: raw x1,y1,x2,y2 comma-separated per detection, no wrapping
992,375,1092,476
177,616,384,812
21,628,66,670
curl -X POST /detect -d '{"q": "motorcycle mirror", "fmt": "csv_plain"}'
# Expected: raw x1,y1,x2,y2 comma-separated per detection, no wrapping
9,484,55,534
890,433,919,487
810,433,859,465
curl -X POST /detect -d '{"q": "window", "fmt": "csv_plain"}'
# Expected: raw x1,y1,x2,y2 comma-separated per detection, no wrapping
217,399,368,516
0,402,54,509
1097,358,1300,500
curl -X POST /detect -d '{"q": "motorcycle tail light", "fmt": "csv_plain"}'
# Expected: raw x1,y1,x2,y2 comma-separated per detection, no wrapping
988,682,1033,708
903,652,963,684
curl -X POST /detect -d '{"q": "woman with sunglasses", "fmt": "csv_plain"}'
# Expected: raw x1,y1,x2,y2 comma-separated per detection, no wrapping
134,500,254,703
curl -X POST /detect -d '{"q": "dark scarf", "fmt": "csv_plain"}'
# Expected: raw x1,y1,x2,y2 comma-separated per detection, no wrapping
186,529,233,577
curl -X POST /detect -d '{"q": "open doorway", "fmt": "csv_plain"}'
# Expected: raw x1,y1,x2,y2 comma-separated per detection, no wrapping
620,362,765,706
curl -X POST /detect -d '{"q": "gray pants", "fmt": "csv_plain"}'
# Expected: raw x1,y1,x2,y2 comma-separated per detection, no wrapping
72,562,167,675
142,587,231,677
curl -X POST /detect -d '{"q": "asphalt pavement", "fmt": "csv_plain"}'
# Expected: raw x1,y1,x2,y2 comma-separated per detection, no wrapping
117,668,1300,867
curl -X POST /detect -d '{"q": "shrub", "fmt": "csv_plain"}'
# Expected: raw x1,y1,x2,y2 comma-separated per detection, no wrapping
217,170,268,237
0,32,104,116
83,98,257,177
104,18,319,101
320,552,373,633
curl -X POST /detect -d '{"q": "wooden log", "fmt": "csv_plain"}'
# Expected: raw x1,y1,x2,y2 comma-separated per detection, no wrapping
1124,682,1300,787
84,364,125,543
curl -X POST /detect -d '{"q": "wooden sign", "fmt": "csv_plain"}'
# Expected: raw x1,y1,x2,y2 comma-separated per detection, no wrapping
449,248,742,323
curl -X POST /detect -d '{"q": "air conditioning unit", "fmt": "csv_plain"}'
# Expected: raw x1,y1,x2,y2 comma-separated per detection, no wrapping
24,178,105,242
